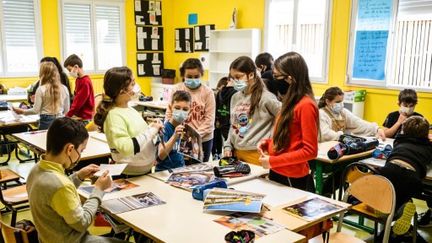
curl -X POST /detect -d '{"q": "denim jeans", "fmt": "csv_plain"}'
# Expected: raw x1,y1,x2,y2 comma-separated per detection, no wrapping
39,114,57,130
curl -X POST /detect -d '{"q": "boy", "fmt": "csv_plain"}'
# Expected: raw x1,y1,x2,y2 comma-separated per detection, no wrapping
383,89,423,138
26,117,125,242
378,116,432,236
156,90,191,171
64,54,95,124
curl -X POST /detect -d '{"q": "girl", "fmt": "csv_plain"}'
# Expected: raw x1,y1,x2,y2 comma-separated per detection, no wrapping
94,67,163,176
14,62,70,130
257,52,317,192
224,56,281,165
165,58,215,162
318,87,386,142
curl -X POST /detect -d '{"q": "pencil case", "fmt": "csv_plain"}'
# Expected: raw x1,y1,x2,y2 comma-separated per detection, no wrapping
192,179,227,201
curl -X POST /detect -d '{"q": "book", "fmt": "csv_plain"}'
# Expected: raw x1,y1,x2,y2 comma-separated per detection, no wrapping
214,213,284,239
203,188,265,213
166,171,214,190
79,179,138,194
282,197,344,221
102,192,165,214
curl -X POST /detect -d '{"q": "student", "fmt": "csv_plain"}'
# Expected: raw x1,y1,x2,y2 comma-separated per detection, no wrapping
26,117,125,243
13,62,70,130
94,66,163,175
212,77,237,160
257,52,317,192
156,90,191,172
28,57,73,105
383,89,423,138
223,56,281,165
64,54,95,124
165,58,215,162
255,52,288,100
318,87,386,142
377,116,432,237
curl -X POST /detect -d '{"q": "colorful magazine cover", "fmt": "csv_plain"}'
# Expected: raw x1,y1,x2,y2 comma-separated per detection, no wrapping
102,192,165,214
203,188,265,213
166,171,214,190
79,179,138,194
214,213,284,239
176,124,203,163
282,197,343,221
171,163,214,173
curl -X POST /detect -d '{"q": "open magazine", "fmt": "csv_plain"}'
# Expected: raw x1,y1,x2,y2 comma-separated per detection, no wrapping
282,197,343,221
214,213,284,239
166,171,214,190
203,188,265,213
79,179,138,194
102,192,165,214
176,124,203,164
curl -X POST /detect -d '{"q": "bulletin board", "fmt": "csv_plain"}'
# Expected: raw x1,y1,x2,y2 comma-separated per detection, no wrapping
349,0,394,82
193,24,215,52
137,52,164,77
134,0,162,26
136,26,164,52
175,28,193,53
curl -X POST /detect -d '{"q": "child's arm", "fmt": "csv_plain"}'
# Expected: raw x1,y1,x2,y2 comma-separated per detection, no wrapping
345,109,379,136
319,109,343,142
383,113,405,138
22,87,43,115
158,125,184,160
66,80,91,118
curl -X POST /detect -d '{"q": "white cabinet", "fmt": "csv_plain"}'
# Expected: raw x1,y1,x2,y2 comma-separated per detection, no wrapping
208,29,261,88
151,82,175,101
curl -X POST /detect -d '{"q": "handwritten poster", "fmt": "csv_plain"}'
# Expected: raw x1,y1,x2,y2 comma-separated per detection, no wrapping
357,0,392,30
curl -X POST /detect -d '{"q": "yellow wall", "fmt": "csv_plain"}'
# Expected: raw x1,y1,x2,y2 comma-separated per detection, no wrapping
0,0,431,124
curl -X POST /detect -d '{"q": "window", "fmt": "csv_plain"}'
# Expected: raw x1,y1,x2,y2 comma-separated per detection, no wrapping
61,0,124,72
0,0,42,76
348,0,432,89
265,0,331,81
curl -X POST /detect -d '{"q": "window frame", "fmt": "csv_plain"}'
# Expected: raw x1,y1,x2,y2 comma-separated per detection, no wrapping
0,0,44,77
59,0,126,74
264,0,332,83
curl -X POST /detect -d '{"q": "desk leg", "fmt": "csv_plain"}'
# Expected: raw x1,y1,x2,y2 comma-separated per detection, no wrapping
315,162,323,195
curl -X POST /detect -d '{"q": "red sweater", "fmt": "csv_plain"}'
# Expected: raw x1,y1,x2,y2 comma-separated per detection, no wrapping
66,75,95,120
265,96,318,178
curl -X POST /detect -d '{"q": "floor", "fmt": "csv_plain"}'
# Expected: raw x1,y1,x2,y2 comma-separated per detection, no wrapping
1,151,432,242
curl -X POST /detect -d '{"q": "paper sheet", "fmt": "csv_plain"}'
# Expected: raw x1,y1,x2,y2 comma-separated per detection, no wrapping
138,64,145,75
135,15,145,25
95,164,128,177
135,0,141,11
137,53,147,61
195,26,200,40
151,39,158,50
153,65,160,76
175,30,180,40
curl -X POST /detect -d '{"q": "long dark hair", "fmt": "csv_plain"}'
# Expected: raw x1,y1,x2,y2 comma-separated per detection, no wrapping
40,56,72,101
273,52,315,152
229,56,264,116
318,87,344,108
94,67,133,130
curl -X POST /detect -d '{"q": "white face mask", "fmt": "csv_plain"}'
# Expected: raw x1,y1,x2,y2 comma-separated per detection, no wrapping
130,83,141,100
69,70,78,78
233,79,248,91
399,105,414,116
331,102,344,114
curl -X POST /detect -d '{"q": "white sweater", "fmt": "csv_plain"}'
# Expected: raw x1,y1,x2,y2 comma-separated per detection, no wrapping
319,108,379,142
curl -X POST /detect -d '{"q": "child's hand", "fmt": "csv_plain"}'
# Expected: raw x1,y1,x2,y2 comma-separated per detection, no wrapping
259,154,271,169
174,125,185,138
150,120,164,131
12,107,24,114
257,139,269,155
94,171,112,191
377,128,386,141
77,164,100,180
397,113,407,124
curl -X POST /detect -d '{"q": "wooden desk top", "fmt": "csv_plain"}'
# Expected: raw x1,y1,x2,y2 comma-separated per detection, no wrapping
12,131,111,160
315,138,393,164
0,111,39,128
82,176,306,243
0,94,27,102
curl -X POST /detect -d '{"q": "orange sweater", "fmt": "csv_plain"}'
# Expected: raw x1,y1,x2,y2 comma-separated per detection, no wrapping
265,96,318,178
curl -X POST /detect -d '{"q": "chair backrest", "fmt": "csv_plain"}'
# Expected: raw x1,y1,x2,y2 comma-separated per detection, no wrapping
338,162,379,200
0,220,30,243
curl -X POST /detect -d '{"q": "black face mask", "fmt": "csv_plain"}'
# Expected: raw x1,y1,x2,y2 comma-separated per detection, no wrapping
68,148,81,169
276,79,290,99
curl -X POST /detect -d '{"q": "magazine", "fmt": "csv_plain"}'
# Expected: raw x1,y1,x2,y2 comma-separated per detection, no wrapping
166,171,214,190
214,213,284,239
176,124,203,163
282,197,343,221
79,179,138,194
171,163,214,173
102,192,165,214
203,188,265,213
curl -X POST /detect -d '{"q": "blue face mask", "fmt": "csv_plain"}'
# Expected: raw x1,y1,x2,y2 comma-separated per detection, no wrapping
172,109,189,123
233,79,248,92
184,78,201,89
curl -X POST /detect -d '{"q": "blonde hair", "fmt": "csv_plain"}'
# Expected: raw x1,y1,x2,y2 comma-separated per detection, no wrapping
39,62,62,113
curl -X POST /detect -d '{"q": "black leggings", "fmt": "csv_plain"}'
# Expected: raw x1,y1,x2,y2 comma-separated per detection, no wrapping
269,170,316,193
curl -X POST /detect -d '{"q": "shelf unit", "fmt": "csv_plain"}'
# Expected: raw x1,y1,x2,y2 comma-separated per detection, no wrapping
208,29,261,88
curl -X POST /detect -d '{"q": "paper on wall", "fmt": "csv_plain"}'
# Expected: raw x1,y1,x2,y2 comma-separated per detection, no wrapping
185,29,190,39
155,1,161,15
138,64,145,75
137,53,147,61
152,53,161,64
175,41,181,51
175,29,180,40
195,26,200,40
153,65,160,76
135,15,145,25
135,0,141,12
205,25,211,37
152,39,158,50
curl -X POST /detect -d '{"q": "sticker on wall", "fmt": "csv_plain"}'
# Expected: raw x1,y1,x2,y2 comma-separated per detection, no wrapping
188,13,198,25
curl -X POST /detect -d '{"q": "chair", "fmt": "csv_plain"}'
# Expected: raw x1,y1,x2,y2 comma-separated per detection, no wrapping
0,219,32,243
0,169,29,227
311,174,396,243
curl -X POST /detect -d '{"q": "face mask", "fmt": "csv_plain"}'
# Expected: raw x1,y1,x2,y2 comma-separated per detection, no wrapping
69,67,78,78
130,83,141,100
68,148,81,169
233,79,248,91
399,105,414,116
172,109,189,123
184,78,201,89
331,102,344,114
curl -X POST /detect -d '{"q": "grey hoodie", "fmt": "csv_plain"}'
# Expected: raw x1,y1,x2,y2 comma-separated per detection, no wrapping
224,90,281,151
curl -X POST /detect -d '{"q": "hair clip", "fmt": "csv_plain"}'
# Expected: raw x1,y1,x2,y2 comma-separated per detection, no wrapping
103,94,113,102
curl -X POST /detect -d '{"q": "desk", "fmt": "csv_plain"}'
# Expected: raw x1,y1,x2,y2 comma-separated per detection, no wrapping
0,111,39,128
0,94,27,102
83,176,306,243
148,161,268,188
11,131,110,161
